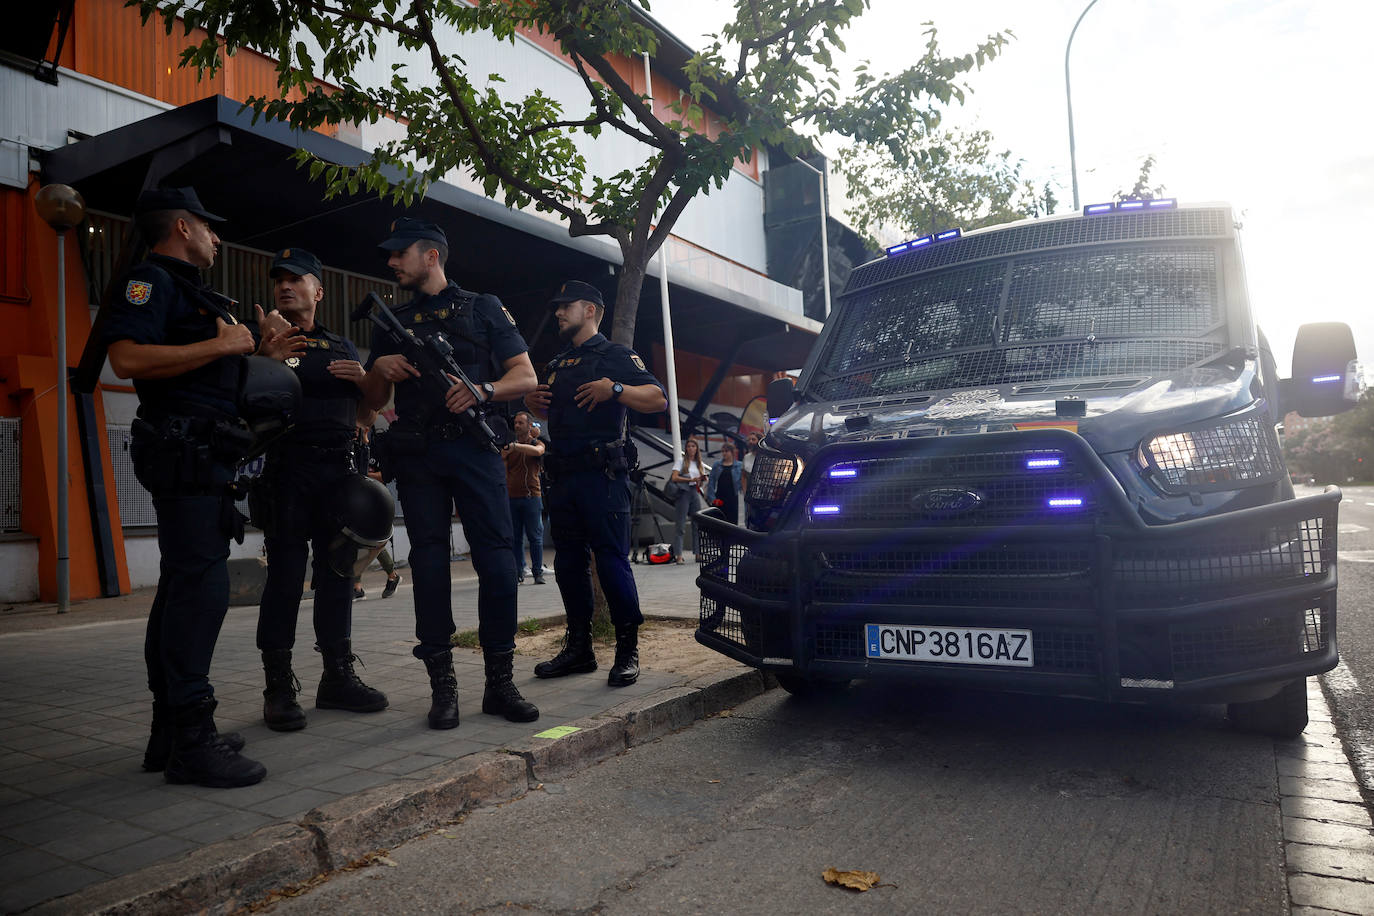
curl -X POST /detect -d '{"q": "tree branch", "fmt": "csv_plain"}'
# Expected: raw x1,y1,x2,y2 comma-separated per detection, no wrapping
567,53,659,146
411,0,588,233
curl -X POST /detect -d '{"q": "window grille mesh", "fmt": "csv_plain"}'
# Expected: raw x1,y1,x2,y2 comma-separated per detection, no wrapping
0,418,20,532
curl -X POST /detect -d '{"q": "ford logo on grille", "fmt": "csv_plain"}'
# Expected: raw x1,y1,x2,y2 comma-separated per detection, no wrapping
913,487,983,516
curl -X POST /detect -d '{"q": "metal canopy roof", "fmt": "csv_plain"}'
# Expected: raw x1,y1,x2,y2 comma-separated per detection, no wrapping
41,95,818,371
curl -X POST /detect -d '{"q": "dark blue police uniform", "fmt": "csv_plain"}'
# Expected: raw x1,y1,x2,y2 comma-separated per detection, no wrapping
544,333,664,629
364,281,527,656
256,322,365,650
105,252,244,712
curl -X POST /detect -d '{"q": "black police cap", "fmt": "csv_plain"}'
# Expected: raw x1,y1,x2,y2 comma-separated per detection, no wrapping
549,279,605,310
134,186,225,223
269,247,324,282
377,217,448,251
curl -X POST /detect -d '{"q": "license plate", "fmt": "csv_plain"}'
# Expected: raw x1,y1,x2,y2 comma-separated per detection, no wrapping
865,624,1034,667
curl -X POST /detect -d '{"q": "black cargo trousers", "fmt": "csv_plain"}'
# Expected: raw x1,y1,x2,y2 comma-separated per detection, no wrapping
130,415,246,710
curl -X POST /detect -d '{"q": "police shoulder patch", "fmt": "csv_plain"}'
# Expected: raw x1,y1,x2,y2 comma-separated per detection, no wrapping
124,280,153,305
630,354,646,371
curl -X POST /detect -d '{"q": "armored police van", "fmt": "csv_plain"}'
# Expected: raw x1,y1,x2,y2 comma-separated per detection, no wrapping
694,200,1362,737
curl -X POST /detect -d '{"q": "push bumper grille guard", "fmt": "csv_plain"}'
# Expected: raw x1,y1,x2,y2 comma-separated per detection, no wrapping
695,431,1340,702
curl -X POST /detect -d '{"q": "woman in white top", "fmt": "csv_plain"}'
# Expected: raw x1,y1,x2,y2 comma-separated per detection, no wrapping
669,436,709,563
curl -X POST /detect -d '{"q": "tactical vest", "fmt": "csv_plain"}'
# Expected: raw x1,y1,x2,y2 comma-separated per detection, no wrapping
282,326,361,446
395,285,495,423
546,336,628,452
139,259,242,416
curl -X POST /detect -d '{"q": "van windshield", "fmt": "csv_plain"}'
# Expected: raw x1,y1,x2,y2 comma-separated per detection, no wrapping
810,244,1230,400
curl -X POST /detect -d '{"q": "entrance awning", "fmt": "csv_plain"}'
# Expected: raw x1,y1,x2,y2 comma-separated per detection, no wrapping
41,95,820,370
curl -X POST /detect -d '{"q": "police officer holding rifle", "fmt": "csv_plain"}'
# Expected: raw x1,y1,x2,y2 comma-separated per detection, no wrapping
104,187,299,788
251,247,392,733
359,217,540,728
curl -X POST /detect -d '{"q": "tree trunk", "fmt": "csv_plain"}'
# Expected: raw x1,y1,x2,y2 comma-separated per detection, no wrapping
609,246,650,347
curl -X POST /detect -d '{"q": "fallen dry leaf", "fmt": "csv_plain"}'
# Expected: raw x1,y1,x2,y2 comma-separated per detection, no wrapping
823,867,883,891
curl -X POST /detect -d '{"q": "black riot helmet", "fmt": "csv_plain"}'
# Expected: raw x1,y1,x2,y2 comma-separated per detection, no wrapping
325,475,397,578
237,355,301,459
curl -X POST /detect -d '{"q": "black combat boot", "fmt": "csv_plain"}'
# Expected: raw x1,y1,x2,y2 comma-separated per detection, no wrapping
262,649,307,731
165,698,267,788
142,699,245,772
608,624,640,687
422,651,460,730
481,648,539,722
315,640,389,712
533,619,597,679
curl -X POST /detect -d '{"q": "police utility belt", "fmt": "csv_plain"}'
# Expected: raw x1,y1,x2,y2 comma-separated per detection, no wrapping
546,440,635,481
133,403,255,461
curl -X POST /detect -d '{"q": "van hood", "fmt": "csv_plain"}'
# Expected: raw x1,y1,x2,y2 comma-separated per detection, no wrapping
771,362,1261,459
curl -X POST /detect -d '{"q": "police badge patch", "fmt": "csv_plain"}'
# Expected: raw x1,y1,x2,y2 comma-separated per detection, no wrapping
124,280,152,305
631,354,646,371
285,356,302,369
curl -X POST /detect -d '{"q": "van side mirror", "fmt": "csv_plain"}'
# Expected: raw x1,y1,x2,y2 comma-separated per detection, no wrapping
1285,322,1363,417
766,377,797,421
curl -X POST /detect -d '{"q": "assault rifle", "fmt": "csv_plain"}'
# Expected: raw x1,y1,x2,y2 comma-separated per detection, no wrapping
351,291,503,453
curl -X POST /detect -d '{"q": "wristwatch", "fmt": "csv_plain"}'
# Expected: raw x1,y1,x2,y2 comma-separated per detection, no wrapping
480,382,495,402
611,381,624,401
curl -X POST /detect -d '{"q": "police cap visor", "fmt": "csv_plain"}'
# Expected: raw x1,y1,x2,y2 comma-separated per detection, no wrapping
135,186,225,223
269,248,324,282
549,279,604,310
378,217,448,251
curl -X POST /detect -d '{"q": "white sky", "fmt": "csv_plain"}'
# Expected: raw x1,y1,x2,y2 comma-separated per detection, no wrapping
650,0,1374,376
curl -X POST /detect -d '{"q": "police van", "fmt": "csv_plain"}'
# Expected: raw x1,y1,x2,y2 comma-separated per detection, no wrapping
693,200,1362,737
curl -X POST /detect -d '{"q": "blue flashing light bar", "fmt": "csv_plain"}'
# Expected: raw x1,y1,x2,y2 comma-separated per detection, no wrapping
1025,457,1063,469
1047,497,1084,508
1084,198,1178,217
885,227,961,258
1312,375,1343,384
812,505,841,515
828,467,859,479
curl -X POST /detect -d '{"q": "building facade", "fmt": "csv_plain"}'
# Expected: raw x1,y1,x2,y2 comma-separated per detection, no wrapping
0,0,835,602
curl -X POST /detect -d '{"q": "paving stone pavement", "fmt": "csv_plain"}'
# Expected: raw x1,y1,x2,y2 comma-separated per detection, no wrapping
0,552,707,914
2,554,1371,914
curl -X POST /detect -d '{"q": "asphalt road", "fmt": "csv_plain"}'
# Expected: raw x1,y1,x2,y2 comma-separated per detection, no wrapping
1317,483,1374,797
269,685,1287,915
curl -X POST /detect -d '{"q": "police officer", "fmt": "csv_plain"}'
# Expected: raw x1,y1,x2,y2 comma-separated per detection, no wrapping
252,247,390,731
360,218,540,728
105,186,294,788
524,280,667,686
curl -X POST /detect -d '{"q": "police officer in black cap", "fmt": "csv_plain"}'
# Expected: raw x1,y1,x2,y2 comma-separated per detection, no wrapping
251,247,391,732
360,217,540,728
104,186,296,788
524,280,666,686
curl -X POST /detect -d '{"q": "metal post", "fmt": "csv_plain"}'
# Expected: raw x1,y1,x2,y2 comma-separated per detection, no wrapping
644,53,682,462
794,157,832,319
55,229,69,613
1065,0,1102,211
35,184,85,613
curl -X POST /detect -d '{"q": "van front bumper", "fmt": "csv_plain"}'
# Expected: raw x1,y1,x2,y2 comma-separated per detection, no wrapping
694,489,1340,704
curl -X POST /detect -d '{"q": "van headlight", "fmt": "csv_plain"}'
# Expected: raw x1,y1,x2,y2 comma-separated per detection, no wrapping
746,451,805,507
1139,416,1282,493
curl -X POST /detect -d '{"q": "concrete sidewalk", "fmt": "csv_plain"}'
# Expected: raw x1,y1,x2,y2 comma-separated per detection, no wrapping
0,555,759,914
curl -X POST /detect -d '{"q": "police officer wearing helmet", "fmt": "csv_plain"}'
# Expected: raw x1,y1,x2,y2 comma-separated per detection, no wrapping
360,218,540,728
252,247,391,732
524,280,667,686
104,186,297,788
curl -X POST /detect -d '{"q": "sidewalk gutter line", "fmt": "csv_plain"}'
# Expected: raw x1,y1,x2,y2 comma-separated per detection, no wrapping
29,668,772,916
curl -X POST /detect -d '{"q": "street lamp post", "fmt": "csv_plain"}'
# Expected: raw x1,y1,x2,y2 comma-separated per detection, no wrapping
1065,0,1103,211
793,157,832,319
34,184,87,614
